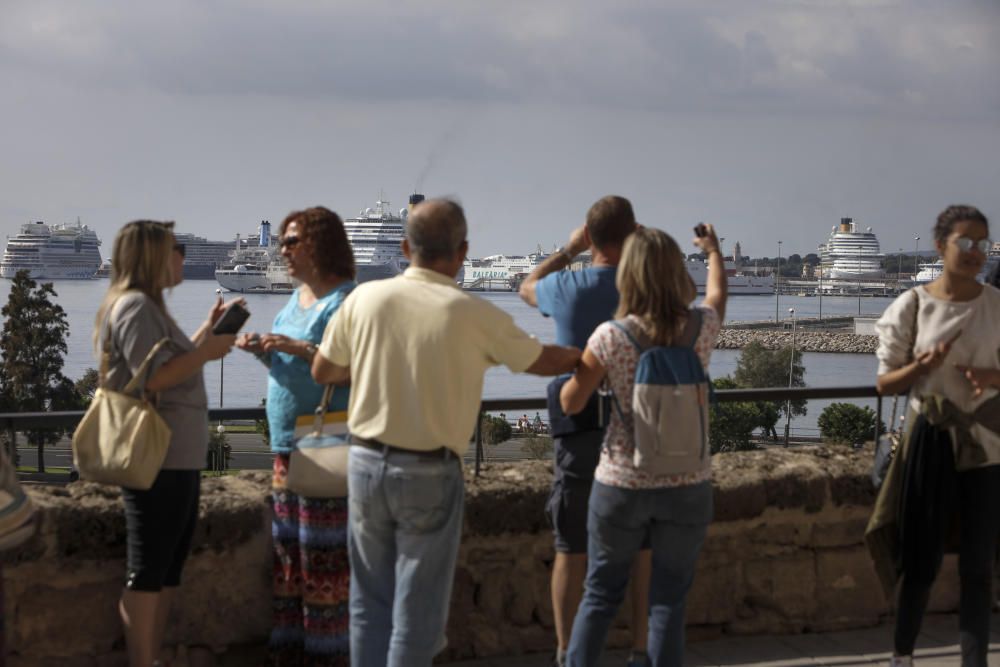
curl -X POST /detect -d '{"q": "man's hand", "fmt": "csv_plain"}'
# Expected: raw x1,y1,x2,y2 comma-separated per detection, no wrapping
564,225,589,257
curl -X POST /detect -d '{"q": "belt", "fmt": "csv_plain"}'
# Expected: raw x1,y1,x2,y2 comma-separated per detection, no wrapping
350,436,457,461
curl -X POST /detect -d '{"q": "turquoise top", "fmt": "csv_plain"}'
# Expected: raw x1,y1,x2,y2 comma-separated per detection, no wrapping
266,282,355,452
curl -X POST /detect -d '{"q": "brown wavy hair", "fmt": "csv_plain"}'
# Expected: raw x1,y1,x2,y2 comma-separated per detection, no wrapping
933,205,989,245
280,207,355,280
615,227,696,345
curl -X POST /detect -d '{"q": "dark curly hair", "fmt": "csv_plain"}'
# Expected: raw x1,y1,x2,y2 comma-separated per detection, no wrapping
933,205,989,245
280,207,355,280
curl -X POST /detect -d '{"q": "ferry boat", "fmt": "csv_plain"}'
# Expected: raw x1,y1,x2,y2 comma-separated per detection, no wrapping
686,258,775,295
215,221,293,293
462,250,550,291
820,218,885,280
1,219,103,280
915,241,1000,284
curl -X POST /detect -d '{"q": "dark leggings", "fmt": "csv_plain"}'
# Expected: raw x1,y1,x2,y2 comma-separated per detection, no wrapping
894,463,1000,665
121,469,201,592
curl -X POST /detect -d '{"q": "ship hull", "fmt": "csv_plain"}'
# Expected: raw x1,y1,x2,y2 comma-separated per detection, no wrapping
0,265,98,280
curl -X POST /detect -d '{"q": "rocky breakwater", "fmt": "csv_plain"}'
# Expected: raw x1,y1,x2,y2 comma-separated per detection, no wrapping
717,329,878,354
3,448,964,665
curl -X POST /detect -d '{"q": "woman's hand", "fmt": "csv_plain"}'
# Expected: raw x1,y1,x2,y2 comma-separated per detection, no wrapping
954,365,1000,398
198,333,237,361
260,334,314,359
235,332,264,354
915,330,961,375
693,223,721,256
207,296,247,327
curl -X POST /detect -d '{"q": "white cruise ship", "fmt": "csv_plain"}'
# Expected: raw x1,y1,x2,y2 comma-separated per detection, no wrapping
915,241,1000,284
1,220,103,280
343,196,413,283
820,218,885,280
686,259,775,295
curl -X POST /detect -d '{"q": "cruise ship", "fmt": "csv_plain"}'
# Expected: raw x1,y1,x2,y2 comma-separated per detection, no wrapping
820,218,885,280
686,258,775,295
915,241,1000,284
1,220,103,280
175,233,241,279
343,196,414,283
215,195,424,293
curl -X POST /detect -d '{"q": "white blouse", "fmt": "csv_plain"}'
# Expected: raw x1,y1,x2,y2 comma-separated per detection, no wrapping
875,284,1000,466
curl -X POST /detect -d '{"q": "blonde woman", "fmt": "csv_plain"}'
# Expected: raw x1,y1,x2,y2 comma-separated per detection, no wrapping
560,225,727,666
94,220,237,666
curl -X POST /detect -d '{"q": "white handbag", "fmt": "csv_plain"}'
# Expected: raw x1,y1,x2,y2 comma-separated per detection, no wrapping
72,329,172,490
286,385,350,498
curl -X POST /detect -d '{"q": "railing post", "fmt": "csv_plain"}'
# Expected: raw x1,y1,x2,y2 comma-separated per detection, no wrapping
874,394,883,443
474,412,483,478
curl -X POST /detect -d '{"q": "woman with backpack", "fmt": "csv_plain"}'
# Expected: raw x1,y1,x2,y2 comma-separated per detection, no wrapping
560,225,727,666
873,205,1000,667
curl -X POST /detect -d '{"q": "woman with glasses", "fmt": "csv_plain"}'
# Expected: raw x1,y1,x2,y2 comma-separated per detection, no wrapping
94,220,238,666
874,205,1000,667
236,207,356,666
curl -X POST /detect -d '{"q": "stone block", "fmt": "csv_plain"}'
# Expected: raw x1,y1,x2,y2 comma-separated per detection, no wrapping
809,513,868,548
742,553,817,621
814,547,887,629
686,560,742,626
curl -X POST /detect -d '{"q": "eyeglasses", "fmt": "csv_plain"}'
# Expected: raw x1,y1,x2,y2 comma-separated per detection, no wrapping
280,236,301,250
173,243,186,258
951,236,991,254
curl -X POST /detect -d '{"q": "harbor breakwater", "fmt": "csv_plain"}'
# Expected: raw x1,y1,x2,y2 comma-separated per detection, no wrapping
716,329,878,354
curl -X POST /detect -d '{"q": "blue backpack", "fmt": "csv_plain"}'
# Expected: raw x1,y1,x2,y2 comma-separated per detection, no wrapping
610,310,712,476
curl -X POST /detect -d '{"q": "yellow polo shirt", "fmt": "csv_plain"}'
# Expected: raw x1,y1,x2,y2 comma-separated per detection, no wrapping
319,267,544,455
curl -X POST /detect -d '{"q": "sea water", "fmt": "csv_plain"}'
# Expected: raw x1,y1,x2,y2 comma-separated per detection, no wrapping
0,280,892,435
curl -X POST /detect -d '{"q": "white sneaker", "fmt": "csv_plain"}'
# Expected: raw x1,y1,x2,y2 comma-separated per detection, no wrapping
889,655,912,667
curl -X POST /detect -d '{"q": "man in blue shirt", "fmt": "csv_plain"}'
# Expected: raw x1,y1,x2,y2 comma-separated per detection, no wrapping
520,195,650,667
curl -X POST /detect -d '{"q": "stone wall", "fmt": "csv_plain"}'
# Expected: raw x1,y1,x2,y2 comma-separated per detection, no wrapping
2,447,961,665
716,329,878,354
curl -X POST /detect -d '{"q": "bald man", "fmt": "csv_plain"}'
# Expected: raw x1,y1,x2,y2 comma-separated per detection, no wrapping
313,198,581,667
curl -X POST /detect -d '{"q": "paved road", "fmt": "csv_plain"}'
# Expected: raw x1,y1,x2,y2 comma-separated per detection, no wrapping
442,613,1000,666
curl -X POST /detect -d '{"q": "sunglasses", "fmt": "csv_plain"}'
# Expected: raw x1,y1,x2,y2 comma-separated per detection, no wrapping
173,243,186,258
280,236,301,250
951,236,991,254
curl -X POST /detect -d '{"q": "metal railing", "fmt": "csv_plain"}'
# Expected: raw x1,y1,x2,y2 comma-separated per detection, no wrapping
1,386,883,478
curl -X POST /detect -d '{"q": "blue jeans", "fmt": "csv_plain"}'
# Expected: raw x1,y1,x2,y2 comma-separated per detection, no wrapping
346,445,465,667
567,480,713,667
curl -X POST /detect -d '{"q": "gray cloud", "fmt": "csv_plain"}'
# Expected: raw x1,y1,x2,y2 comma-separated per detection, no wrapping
1,1,998,118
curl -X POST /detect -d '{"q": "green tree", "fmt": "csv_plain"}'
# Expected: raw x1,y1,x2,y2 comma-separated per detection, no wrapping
73,368,100,407
733,341,806,440
818,403,884,445
479,413,513,446
709,377,761,453
0,271,74,472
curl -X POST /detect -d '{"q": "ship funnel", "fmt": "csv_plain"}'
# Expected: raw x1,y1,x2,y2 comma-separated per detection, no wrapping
408,194,425,215
839,217,853,232
259,220,271,247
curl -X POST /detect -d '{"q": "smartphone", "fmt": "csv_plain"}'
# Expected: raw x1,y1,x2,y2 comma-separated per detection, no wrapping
694,223,708,238
212,302,251,335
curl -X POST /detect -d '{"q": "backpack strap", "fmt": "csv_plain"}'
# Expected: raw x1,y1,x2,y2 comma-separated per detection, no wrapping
610,320,644,352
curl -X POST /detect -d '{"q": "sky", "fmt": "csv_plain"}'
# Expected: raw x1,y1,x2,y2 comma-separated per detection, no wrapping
1,0,998,259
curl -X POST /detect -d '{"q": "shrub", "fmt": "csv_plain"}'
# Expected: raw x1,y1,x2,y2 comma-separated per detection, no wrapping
520,435,553,460
817,402,884,445
709,377,760,453
480,413,513,446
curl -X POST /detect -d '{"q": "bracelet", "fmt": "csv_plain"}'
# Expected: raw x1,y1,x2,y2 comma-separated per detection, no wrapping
304,342,318,359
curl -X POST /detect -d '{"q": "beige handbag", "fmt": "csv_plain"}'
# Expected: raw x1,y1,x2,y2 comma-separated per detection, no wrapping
0,445,37,551
286,385,350,498
72,325,172,490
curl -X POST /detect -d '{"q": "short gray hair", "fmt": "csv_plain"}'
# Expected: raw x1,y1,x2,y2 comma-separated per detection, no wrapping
407,198,468,262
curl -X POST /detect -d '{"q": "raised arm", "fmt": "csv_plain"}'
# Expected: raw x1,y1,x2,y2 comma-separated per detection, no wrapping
523,344,582,376
519,225,589,307
694,223,727,323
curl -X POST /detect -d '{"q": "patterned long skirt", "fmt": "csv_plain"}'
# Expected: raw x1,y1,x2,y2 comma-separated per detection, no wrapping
270,454,350,666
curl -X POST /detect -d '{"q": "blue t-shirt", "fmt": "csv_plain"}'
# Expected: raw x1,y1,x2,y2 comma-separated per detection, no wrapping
266,282,355,452
535,266,619,348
